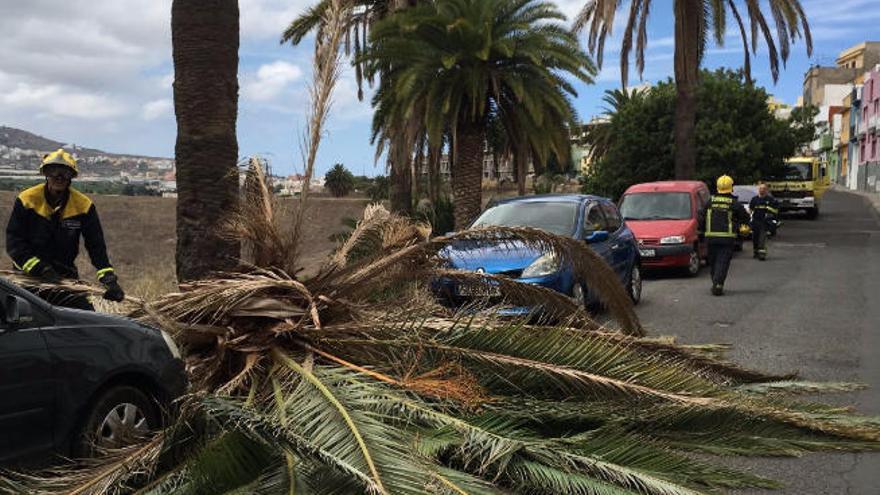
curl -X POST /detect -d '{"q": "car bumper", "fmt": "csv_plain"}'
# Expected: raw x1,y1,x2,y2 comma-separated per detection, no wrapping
638,244,693,267
778,196,815,209
435,272,569,310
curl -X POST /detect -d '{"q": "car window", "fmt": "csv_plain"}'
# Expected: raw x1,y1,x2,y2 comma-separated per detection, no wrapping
582,203,608,235
600,202,622,231
0,284,51,330
471,201,579,236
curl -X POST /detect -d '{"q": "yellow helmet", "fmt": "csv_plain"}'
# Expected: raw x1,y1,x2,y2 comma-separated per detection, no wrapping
40,148,79,177
716,175,734,194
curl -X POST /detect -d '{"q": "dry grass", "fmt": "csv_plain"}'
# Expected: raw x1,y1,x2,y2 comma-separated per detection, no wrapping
0,191,369,298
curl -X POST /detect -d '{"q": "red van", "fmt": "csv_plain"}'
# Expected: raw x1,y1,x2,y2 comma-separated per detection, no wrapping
619,181,710,276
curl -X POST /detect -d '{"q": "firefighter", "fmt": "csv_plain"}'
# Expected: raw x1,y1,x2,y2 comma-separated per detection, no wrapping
6,149,125,310
748,183,779,261
700,175,750,296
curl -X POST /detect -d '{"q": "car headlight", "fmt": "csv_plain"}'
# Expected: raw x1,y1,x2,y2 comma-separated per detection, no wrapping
659,235,686,245
161,330,182,359
521,253,560,278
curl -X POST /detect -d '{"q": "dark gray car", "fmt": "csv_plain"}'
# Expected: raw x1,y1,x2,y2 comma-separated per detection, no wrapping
0,277,185,464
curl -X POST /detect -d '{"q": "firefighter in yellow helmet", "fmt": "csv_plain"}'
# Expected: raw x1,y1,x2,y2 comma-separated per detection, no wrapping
5,149,124,309
698,175,750,296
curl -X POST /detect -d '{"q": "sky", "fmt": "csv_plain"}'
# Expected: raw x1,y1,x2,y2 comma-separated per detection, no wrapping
1,0,878,178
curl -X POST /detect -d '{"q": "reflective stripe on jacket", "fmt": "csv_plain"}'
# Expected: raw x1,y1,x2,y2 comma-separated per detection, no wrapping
701,193,750,241
6,184,113,279
749,195,779,222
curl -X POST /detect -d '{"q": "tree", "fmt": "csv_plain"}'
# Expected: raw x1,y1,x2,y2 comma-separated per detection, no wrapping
367,175,390,201
171,0,241,282
583,69,811,199
574,0,812,180
364,0,595,229
325,163,356,197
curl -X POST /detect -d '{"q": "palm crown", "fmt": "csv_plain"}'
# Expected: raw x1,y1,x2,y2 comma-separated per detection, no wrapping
363,0,596,227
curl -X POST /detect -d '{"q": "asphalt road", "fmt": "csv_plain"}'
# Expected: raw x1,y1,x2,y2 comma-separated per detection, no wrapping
635,189,880,495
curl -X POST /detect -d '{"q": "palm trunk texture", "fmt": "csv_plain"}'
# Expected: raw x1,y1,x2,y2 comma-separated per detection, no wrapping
672,0,700,180
389,137,413,214
172,0,241,282
452,120,485,229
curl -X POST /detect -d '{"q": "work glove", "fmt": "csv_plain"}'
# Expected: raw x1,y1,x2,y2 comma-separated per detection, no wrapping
32,262,62,284
99,273,126,302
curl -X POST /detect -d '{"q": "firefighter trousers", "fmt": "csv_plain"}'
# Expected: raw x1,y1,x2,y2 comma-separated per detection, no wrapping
752,223,768,256
707,240,735,287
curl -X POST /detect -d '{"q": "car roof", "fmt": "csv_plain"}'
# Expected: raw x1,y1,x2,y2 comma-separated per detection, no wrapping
491,193,608,206
623,181,707,194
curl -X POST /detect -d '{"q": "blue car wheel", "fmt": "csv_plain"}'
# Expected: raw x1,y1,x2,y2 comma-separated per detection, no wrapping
627,264,642,305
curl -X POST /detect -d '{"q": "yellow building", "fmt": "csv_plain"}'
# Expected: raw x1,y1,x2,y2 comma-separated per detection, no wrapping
839,93,851,181
836,42,880,84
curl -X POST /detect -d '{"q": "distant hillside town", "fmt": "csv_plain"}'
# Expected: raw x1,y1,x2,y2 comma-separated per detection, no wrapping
0,126,324,196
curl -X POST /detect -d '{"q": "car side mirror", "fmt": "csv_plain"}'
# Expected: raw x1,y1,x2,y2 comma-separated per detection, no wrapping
584,230,609,243
4,295,34,326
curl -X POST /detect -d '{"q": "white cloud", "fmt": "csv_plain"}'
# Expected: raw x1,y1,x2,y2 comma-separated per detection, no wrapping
0,78,126,120
142,99,173,121
239,0,312,41
243,61,303,102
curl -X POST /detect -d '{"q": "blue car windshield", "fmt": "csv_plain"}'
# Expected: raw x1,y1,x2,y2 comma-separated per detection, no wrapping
471,201,579,236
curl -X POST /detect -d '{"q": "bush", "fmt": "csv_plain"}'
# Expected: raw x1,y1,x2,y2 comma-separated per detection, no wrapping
367,176,390,201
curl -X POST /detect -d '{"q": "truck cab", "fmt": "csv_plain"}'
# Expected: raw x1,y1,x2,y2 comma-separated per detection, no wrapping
764,157,830,220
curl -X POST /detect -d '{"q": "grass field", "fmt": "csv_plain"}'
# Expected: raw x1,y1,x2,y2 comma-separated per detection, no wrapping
0,191,369,299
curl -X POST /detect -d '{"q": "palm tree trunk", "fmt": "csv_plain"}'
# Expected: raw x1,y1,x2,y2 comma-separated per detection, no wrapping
452,120,484,229
412,140,424,202
672,0,700,180
172,0,241,282
427,143,441,206
515,148,527,196
389,143,413,214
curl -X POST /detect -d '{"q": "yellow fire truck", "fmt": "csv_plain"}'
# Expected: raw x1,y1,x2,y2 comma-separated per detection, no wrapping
764,157,830,220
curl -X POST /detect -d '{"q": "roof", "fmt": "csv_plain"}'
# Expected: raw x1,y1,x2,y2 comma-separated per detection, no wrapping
623,181,708,194
493,193,608,205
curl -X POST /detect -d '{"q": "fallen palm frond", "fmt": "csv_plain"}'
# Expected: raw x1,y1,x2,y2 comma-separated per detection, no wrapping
225,158,300,276
5,159,880,495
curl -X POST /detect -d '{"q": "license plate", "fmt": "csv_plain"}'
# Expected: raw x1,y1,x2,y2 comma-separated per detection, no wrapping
639,249,655,257
457,284,501,297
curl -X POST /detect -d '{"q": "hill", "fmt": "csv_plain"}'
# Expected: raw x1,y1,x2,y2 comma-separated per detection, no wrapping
0,125,167,160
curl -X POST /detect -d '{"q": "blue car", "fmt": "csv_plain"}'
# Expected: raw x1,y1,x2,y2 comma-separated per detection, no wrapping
438,194,642,313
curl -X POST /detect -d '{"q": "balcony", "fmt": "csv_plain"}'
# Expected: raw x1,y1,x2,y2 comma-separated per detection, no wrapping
819,133,833,150
870,116,879,133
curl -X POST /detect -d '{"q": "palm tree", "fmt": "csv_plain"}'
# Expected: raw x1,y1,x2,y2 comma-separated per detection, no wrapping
171,0,241,281
574,0,812,179
283,0,421,215
364,0,595,229
325,163,356,197
581,87,647,163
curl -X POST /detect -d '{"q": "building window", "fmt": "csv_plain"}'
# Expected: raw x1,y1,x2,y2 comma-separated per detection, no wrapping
873,139,877,160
